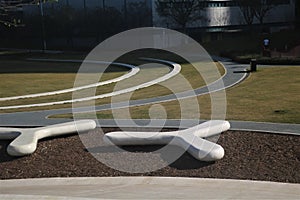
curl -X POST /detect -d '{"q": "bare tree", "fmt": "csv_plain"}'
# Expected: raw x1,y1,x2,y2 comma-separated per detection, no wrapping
252,0,275,25
156,0,205,32
236,0,256,25
127,1,152,28
296,0,300,27
0,0,57,27
237,0,277,31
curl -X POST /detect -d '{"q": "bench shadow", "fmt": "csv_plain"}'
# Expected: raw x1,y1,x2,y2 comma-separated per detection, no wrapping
86,145,215,170
0,141,18,163
168,152,215,170
1,137,215,170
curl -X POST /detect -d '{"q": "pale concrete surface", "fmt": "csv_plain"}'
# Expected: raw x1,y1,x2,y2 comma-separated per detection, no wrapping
0,177,299,199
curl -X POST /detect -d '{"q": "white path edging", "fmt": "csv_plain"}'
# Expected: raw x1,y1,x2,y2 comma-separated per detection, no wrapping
104,120,230,161
0,58,181,110
0,60,139,101
0,120,96,156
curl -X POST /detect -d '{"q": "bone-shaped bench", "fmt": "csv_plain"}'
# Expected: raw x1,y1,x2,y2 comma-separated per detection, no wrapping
0,120,97,156
104,120,230,162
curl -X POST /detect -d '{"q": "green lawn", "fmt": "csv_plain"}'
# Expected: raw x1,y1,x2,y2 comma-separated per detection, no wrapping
226,66,300,123
0,51,224,112
60,66,300,124
2,54,299,124
0,73,77,98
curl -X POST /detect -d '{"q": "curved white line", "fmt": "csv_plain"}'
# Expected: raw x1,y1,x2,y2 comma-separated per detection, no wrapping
131,67,247,106
88,60,246,112
0,58,181,110
0,61,139,101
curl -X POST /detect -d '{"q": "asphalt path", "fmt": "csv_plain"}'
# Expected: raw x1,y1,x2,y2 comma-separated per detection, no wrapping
1,58,299,200
0,58,247,125
1,58,299,135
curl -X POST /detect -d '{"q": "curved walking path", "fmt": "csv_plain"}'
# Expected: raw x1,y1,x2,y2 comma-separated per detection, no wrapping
0,58,245,122
0,58,180,110
71,57,247,113
0,57,299,199
0,58,299,135
0,177,299,199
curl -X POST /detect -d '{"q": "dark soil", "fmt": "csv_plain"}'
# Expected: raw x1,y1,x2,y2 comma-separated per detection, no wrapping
1,128,299,183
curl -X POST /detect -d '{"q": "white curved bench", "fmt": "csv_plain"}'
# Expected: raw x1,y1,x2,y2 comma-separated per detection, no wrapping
104,120,230,161
0,120,96,156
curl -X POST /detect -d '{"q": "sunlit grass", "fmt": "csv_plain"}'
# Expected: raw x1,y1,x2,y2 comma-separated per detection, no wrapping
225,67,300,123
0,73,77,98
0,60,224,113
56,67,300,124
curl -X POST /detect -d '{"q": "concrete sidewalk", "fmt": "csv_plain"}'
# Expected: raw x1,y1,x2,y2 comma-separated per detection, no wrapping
0,177,299,199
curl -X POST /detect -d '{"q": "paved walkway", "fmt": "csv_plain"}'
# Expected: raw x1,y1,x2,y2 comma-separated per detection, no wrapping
0,177,299,199
95,119,300,135
0,58,299,135
0,58,247,125
0,58,299,200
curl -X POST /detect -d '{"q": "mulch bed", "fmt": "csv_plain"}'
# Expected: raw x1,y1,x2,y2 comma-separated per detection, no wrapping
0,128,300,183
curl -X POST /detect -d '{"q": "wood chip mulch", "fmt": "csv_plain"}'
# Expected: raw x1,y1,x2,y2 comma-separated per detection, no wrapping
0,128,299,183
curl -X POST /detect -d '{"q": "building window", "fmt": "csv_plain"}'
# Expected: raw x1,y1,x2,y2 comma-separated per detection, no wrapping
201,0,289,8
265,0,290,5
203,1,238,8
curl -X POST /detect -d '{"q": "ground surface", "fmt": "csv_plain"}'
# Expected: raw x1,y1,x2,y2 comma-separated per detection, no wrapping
1,128,299,183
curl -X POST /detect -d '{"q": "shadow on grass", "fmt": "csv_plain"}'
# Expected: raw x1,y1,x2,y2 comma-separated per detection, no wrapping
0,48,191,74
233,70,252,74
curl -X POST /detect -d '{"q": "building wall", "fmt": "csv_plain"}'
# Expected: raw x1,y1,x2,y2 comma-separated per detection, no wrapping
0,0,153,50
0,0,296,50
152,0,296,29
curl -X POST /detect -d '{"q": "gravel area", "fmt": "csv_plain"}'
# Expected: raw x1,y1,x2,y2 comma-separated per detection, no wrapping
0,128,299,183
